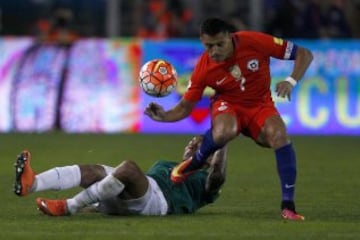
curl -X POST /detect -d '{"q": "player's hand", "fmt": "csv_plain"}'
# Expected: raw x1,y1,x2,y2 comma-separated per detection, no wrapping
275,80,294,101
144,102,166,121
183,136,203,160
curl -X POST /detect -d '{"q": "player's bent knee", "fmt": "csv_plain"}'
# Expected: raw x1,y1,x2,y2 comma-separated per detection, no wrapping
79,164,107,188
113,160,142,182
265,128,289,149
213,126,237,144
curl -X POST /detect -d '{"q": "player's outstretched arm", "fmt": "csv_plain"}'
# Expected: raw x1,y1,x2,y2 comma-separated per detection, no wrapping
144,98,196,122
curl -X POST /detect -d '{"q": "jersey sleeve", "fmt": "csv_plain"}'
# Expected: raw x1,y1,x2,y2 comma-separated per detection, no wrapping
240,31,298,60
183,55,207,102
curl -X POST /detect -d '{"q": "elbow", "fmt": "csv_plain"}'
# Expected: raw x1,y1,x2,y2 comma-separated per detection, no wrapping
301,47,314,64
307,48,314,63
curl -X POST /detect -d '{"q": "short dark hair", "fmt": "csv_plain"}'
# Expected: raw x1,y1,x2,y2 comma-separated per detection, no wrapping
200,18,237,35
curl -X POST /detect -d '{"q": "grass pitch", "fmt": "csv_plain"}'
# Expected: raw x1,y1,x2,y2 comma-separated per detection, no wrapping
0,133,359,240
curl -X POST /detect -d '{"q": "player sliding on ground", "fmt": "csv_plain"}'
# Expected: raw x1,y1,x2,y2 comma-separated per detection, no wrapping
145,18,313,221
14,136,226,216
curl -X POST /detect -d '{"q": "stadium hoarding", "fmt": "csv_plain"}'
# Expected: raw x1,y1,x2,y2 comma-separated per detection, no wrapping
0,38,141,133
60,39,141,133
0,38,359,134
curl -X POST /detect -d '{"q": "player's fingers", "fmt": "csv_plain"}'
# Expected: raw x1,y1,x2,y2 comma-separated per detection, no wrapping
275,84,281,95
276,87,285,98
150,103,160,112
144,103,156,116
144,108,152,117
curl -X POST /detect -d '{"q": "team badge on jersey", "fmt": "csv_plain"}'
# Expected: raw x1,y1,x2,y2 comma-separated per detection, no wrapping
229,65,242,79
247,59,259,72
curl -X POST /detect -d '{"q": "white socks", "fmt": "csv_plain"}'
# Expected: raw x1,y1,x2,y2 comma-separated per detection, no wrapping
31,164,124,215
33,165,81,192
66,174,125,214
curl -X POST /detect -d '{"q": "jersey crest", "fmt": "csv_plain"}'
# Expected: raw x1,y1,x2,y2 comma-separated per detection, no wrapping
247,59,259,72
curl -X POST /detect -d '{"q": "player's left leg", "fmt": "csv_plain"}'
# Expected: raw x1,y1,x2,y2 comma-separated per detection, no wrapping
14,151,85,196
38,160,148,216
14,150,35,196
256,114,304,221
171,101,238,183
14,150,107,196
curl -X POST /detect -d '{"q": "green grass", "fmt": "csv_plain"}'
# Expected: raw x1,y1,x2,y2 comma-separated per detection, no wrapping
1,133,359,239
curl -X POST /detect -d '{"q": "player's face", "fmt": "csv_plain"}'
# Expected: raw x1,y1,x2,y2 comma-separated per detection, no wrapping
200,32,233,62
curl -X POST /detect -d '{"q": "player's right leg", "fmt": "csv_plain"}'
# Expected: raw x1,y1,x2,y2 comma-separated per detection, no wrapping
35,165,115,217
171,102,238,183
36,173,125,216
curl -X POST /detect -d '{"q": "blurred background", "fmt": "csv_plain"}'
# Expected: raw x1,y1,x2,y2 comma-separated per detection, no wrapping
1,0,360,38
0,0,359,134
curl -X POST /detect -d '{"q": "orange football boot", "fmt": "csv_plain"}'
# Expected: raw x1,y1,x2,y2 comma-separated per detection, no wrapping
281,208,305,221
170,158,197,183
14,150,36,196
36,198,69,216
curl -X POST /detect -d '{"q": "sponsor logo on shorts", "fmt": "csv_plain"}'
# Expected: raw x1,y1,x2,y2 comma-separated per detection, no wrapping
217,102,228,111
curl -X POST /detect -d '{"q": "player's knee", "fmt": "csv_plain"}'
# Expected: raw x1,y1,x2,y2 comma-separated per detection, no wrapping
113,160,141,182
213,125,237,144
265,126,289,148
79,164,107,188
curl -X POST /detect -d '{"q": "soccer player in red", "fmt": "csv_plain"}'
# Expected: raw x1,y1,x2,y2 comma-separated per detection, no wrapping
145,18,313,220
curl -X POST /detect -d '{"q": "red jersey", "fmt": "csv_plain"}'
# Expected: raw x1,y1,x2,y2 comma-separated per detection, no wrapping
184,31,297,106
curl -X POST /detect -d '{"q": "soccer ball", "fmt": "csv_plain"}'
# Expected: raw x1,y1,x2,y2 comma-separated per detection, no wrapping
139,59,177,97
